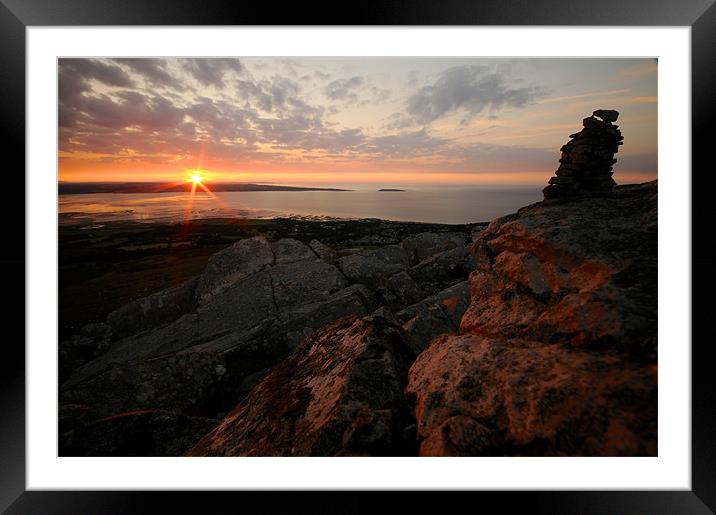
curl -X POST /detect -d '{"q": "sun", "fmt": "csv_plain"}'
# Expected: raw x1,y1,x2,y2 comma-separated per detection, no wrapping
191,173,202,184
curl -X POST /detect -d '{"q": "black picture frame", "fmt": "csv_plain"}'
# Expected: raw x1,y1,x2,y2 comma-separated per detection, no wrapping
2,1,714,512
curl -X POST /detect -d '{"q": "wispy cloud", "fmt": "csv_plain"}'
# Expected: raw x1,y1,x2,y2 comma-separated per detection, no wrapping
623,96,658,104
618,60,658,79
538,88,631,104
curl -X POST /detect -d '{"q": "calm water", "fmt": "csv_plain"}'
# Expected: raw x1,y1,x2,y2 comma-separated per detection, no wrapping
58,188,543,226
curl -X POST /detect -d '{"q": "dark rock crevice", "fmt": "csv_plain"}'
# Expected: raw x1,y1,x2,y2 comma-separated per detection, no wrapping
267,272,280,315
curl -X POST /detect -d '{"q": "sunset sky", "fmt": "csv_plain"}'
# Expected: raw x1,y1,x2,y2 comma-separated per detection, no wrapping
58,57,657,187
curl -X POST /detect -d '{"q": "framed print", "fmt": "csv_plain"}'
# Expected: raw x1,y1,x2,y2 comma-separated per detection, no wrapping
3,0,714,512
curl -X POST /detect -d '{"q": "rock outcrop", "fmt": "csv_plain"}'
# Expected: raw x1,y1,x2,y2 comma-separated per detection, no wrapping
60,173,657,458
60,229,474,456
543,109,623,200
188,311,418,456
407,334,656,456
463,181,657,359
60,237,372,421
407,181,658,456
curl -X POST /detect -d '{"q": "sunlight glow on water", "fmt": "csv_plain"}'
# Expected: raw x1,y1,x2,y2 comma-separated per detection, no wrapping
58,188,543,225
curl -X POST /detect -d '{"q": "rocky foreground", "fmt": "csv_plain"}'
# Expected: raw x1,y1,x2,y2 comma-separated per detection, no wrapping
59,181,657,457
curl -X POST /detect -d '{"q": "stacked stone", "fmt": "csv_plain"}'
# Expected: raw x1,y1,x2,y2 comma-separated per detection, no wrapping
543,109,623,200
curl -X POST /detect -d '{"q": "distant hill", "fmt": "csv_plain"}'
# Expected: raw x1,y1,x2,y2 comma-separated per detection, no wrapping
58,182,351,195
378,188,406,192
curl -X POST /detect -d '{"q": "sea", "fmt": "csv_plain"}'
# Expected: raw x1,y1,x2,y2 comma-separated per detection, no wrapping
58,187,543,226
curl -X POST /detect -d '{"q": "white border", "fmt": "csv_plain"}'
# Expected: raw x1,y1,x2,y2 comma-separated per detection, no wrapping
27,27,690,490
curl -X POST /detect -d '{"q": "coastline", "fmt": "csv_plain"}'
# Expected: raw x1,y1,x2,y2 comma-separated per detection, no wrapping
58,187,545,226
58,182,351,195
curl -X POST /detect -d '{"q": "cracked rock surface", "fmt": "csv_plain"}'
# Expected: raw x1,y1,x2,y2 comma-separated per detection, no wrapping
60,227,476,455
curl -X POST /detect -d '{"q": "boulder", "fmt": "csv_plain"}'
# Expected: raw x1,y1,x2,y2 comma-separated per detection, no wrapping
273,238,318,264
383,271,425,306
270,284,376,350
194,236,274,302
396,281,470,349
309,239,336,262
593,109,619,122
411,244,475,291
269,260,348,310
462,181,657,360
406,334,656,456
337,253,406,284
336,250,422,309
401,232,467,265
107,277,198,340
373,244,411,267
187,311,418,456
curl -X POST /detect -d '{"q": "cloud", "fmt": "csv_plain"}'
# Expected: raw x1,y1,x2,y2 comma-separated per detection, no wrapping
623,96,658,105
59,58,650,180
58,59,135,108
324,76,364,102
185,97,256,139
58,66,88,104
406,70,420,88
235,79,274,111
58,60,364,161
235,76,302,113
181,58,243,87
538,88,631,105
78,91,185,131
112,58,176,88
362,86,391,105
361,129,447,158
405,65,542,125
60,59,135,89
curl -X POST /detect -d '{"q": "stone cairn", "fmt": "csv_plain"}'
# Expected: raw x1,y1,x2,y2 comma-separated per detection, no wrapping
543,109,623,200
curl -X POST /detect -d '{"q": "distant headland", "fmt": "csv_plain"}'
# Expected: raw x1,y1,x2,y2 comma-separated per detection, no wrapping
378,188,406,192
58,182,351,195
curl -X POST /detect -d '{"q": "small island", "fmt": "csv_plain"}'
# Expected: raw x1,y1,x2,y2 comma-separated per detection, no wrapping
378,188,406,192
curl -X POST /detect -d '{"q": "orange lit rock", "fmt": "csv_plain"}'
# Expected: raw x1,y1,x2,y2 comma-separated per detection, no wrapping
407,181,658,456
406,334,657,456
187,311,418,456
461,181,657,358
